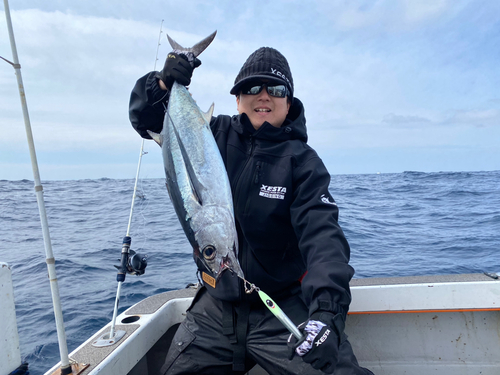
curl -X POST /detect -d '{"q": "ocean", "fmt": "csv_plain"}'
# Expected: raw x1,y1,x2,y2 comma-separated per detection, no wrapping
1,170,499,374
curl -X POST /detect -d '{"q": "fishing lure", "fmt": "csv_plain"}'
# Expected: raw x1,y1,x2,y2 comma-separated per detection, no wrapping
239,275,304,340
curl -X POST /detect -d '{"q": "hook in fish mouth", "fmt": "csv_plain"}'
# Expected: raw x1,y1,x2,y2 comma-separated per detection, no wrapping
214,254,235,281
200,246,231,281
217,254,245,281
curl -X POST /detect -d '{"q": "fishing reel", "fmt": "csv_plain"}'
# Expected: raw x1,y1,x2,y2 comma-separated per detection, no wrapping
115,236,148,281
125,249,148,275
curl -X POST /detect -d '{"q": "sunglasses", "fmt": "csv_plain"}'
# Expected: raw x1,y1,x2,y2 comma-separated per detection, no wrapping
241,83,288,98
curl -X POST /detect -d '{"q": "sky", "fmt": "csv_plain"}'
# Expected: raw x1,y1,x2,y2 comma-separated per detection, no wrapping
1,0,499,180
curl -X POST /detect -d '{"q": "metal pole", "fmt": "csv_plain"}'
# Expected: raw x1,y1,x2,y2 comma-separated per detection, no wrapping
2,1,72,374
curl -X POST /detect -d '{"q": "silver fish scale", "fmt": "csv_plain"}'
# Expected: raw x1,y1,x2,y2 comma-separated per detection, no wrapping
161,82,243,279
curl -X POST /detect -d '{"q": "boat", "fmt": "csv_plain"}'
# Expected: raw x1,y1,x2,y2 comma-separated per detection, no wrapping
2,2,500,374
5,266,498,375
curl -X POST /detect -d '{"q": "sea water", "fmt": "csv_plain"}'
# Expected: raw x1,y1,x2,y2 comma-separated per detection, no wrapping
1,171,499,374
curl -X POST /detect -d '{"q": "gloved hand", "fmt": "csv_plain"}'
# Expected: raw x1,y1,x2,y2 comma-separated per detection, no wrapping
287,311,345,374
158,52,201,89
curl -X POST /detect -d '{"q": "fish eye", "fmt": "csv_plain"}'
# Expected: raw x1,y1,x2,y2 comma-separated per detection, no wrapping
202,245,216,260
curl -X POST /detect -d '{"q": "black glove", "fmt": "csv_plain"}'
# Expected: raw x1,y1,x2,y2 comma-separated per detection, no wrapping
158,52,201,89
287,311,345,374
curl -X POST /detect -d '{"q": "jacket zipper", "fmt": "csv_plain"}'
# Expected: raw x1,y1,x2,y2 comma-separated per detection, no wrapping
232,135,256,284
253,162,262,184
233,135,256,198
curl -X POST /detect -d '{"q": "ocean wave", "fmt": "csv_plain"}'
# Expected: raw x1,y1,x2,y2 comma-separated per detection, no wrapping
2,170,499,374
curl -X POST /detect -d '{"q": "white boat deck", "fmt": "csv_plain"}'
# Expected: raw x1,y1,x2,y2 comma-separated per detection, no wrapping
351,272,496,286
43,273,500,375
350,272,500,313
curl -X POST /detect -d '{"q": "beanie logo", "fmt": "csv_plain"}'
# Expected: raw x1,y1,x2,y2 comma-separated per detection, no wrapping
271,68,291,88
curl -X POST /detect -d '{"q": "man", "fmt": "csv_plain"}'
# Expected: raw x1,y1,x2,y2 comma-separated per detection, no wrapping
130,45,373,374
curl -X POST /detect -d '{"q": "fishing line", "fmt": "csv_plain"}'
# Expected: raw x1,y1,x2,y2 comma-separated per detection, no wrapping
133,177,151,253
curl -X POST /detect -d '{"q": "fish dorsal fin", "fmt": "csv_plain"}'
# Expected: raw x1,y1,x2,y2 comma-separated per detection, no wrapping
203,103,215,124
147,130,163,147
166,31,217,57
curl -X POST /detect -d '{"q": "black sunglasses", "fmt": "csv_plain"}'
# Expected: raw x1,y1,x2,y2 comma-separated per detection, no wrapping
241,83,288,98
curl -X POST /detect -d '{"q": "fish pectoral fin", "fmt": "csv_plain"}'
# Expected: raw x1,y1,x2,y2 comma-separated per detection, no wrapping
147,130,163,147
187,170,203,206
170,119,204,206
203,103,215,123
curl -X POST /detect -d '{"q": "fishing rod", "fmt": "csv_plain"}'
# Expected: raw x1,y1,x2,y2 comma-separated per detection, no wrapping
106,19,165,342
106,142,148,343
2,1,75,374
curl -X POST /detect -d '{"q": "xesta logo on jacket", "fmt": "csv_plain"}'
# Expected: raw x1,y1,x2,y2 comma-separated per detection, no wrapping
259,184,287,200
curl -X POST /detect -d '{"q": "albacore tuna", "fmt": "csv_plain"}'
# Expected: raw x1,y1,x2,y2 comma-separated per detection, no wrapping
148,32,244,281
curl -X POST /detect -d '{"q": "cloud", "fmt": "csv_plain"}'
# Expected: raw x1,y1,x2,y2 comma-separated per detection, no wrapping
381,108,500,128
402,0,453,24
444,109,500,127
1,10,164,151
313,0,456,33
2,2,500,179
382,113,432,125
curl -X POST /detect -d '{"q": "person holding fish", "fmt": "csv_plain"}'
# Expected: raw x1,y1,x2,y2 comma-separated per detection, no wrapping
129,32,373,375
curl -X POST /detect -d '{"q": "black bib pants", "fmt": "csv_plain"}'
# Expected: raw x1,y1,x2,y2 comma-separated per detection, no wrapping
161,287,373,375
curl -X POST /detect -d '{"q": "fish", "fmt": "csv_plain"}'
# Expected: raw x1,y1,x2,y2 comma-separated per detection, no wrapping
148,32,244,281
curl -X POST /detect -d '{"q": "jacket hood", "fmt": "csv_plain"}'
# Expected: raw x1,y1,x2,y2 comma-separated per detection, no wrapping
230,97,307,143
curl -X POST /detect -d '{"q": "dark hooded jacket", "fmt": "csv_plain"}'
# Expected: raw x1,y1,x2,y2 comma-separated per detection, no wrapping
129,72,354,317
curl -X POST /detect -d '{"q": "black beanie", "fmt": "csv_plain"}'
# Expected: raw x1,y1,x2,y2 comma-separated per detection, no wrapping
230,47,294,98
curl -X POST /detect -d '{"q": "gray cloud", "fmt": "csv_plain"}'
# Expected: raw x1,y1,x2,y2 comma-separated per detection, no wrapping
382,113,432,125
2,2,500,179
444,109,500,128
